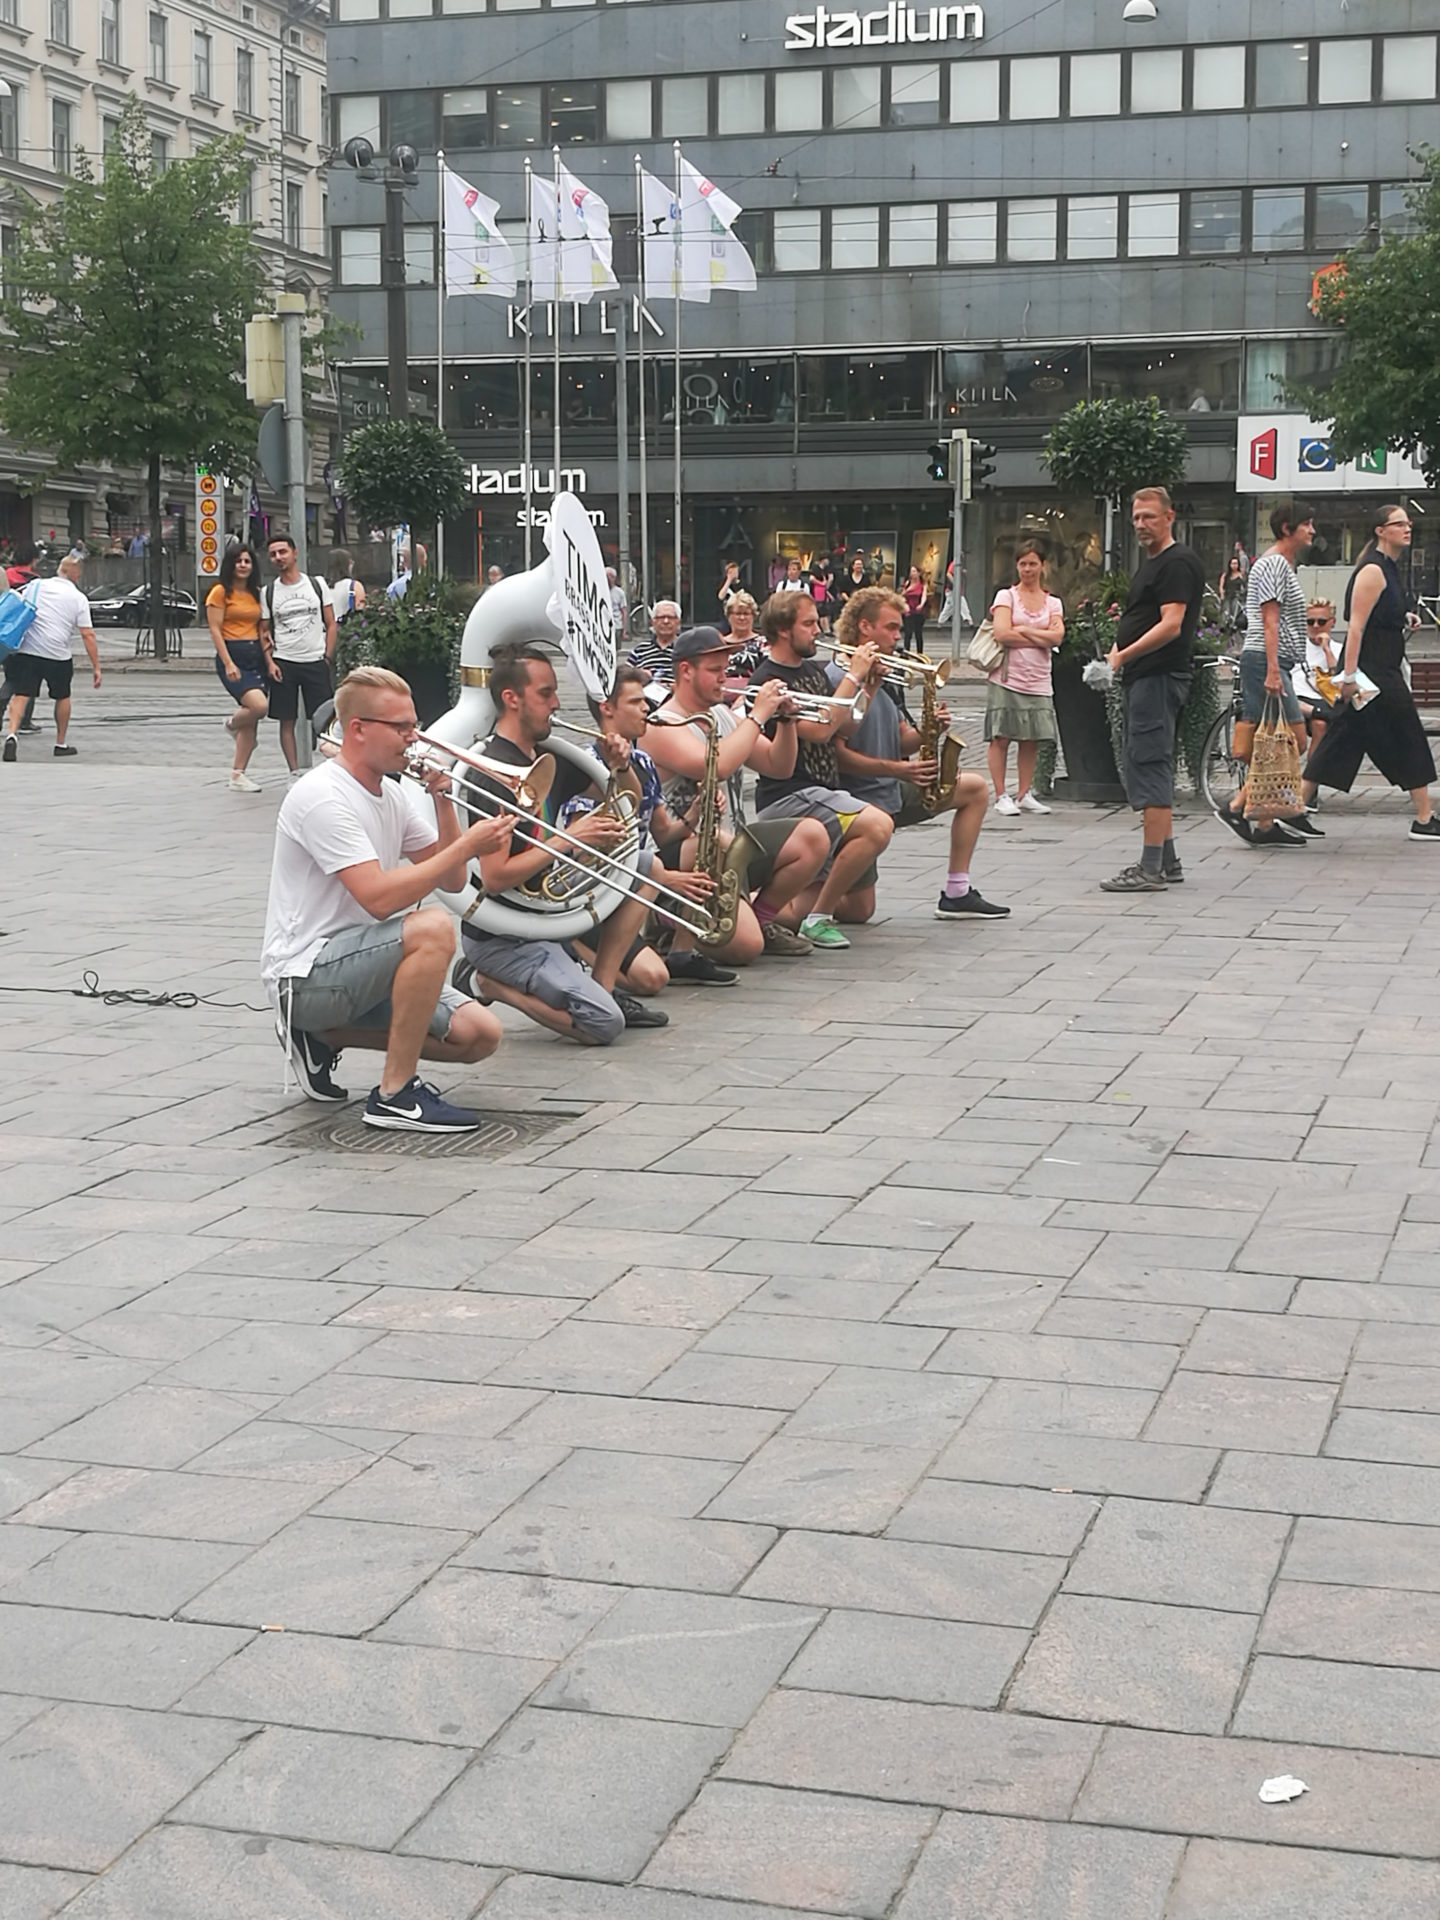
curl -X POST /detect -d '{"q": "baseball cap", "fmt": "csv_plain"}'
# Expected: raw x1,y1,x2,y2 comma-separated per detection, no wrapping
673,625,739,664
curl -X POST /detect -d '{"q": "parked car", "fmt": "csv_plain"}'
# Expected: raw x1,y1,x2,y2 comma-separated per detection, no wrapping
88,584,199,629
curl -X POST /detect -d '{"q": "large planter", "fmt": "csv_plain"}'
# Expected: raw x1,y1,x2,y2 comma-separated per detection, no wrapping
391,657,453,727
1050,655,1125,804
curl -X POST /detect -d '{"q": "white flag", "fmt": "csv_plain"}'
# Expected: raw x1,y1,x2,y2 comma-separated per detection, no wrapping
639,166,712,303
680,157,757,294
529,169,617,304
443,168,516,297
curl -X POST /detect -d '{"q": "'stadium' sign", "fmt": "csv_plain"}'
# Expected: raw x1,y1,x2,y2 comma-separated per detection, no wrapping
784,1,983,48
545,491,616,702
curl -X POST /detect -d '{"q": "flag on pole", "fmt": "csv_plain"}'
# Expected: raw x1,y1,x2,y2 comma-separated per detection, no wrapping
442,168,517,297
530,169,618,302
639,160,756,302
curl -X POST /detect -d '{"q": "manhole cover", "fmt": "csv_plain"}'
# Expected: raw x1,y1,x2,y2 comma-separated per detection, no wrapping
278,1109,578,1158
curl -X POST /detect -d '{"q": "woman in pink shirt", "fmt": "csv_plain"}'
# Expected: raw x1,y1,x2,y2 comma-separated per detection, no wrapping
986,539,1064,816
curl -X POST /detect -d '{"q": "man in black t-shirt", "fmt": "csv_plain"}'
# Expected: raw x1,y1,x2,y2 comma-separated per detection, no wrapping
1100,487,1207,894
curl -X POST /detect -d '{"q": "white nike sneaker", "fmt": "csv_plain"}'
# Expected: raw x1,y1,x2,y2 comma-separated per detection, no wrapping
228,771,262,793
994,793,1020,816
1018,793,1051,814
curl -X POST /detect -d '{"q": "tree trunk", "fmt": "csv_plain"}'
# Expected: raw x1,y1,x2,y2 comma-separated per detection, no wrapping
147,451,167,663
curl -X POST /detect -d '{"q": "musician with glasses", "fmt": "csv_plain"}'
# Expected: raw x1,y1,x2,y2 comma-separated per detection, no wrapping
260,666,509,1132
452,647,669,1042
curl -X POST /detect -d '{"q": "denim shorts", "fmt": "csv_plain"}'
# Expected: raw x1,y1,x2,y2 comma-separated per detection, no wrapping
1239,647,1303,725
280,916,463,1039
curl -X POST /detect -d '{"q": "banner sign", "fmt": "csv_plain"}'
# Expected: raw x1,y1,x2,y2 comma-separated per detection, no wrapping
194,468,223,588
545,491,616,702
1236,416,1427,494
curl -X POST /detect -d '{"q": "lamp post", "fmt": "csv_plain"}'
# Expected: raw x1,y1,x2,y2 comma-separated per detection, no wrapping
343,137,420,421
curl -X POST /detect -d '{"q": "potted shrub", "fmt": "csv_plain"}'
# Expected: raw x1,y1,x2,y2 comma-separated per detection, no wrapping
334,573,474,724
337,417,467,586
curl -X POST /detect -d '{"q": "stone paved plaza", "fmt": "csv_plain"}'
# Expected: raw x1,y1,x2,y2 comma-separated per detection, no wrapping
3,670,1440,1917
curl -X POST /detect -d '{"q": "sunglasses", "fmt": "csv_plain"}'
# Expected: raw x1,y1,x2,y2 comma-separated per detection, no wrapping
1305,617,1333,628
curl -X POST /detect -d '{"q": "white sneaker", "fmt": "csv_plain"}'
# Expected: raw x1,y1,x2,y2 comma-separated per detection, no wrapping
228,771,262,793
994,793,1020,816
1017,792,1051,815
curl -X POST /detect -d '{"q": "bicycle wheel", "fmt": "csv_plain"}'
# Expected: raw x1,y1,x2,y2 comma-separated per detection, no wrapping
1198,707,1245,812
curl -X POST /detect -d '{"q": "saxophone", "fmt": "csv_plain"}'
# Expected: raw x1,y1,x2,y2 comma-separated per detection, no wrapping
918,662,962,814
689,712,742,949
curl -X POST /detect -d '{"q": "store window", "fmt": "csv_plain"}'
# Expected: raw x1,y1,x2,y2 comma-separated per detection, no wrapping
1188,189,1242,253
947,200,997,262
338,227,381,284
677,357,794,425
773,208,821,272
549,81,600,144
949,57,999,122
801,353,931,422
446,363,521,431
1191,45,1245,111
888,202,937,267
889,62,940,125
440,89,488,147
1316,38,1371,104
1314,183,1370,251
660,75,707,137
1006,197,1057,261
942,346,1085,419
1251,186,1306,251
1243,335,1346,411
1129,47,1182,114
1008,55,1059,120
774,68,824,129
1067,194,1117,260
1092,342,1240,413
1069,52,1120,117
1255,41,1310,107
386,90,435,149
831,205,879,270
1382,35,1437,101
493,85,542,147
1127,191,1179,255
717,73,765,134
606,79,651,139
832,66,881,128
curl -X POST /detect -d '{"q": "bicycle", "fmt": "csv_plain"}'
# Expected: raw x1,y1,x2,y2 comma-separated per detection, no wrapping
1196,656,1247,813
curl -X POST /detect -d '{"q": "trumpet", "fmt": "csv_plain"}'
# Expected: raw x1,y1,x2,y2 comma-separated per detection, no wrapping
733,684,870,724
821,641,952,687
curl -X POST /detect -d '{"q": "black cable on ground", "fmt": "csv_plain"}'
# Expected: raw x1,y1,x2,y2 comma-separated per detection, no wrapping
0,969,268,1013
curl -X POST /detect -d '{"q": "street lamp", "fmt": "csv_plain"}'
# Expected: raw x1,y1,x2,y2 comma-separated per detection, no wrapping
343,136,420,420
1122,0,1158,19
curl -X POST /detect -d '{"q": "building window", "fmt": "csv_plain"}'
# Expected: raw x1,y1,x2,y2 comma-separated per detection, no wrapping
147,10,167,81
659,75,707,137
1251,186,1306,251
150,130,167,171
284,68,301,133
1255,40,1310,108
386,90,434,149
717,73,765,134
493,85,541,147
1316,38,1371,104
548,80,600,144
404,225,435,283
0,86,17,160
1129,46,1182,114
51,97,72,173
1127,191,1179,256
1191,45,1245,110
1006,197,1057,261
1314,183,1370,251
100,0,121,63
888,202,937,267
605,78,651,140
1008,55,1060,120
1188,189,1242,253
338,227,382,285
440,88,487,147
888,62,939,125
0,0,16,26
48,0,71,45
102,114,120,153
830,205,879,270
0,223,16,301
1069,52,1120,117
774,68,823,129
949,58,1000,122
285,180,303,248
1382,35,1437,101
237,47,254,116
947,199,997,262
1067,194,1117,259
194,28,212,97
831,66,881,129
773,208,821,272
238,168,254,224
1380,183,1419,239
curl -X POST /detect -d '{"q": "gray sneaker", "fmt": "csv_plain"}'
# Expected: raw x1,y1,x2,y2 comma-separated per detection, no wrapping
761,920,814,956
1100,863,1167,893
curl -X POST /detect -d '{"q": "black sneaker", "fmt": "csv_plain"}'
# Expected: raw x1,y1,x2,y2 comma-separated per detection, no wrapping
16,720,39,735
2,735,15,763
53,744,77,758
935,889,1011,918
363,1077,483,1132
1162,860,1184,884
276,1015,347,1103
613,989,669,1028
1252,824,1308,847
1286,813,1325,837
1410,817,1440,841
665,950,738,987
1216,807,1253,845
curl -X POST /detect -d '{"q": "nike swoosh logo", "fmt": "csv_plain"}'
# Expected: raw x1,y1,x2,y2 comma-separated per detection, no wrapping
380,1102,424,1119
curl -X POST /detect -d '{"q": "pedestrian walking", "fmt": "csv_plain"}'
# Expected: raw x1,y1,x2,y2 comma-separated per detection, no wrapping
264,533,337,778
1218,554,1247,637
328,552,367,618
901,565,928,653
986,539,1062,817
208,543,271,793
1303,505,1440,841
1099,487,1206,892
1,554,101,761
5,544,42,735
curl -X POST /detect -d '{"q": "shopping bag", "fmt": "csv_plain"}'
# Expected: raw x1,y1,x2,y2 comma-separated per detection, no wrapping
0,580,39,656
1244,695,1306,820
967,617,1003,675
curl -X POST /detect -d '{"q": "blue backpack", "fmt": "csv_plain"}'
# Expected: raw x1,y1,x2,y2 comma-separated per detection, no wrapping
0,580,39,657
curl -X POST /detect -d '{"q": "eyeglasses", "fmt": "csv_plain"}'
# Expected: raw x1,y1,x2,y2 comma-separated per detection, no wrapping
353,714,417,734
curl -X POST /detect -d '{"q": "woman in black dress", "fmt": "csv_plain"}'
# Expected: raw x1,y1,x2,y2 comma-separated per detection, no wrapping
1304,504,1440,840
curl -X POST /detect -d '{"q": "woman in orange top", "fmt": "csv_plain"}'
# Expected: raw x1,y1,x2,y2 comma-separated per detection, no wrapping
208,544,276,792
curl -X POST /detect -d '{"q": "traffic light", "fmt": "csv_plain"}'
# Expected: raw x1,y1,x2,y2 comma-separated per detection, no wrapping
970,440,999,492
925,441,950,483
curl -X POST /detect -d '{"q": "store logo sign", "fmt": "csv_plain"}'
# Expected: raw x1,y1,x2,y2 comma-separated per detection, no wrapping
784,1,983,49
1248,428,1277,481
1298,436,1336,473
467,464,588,496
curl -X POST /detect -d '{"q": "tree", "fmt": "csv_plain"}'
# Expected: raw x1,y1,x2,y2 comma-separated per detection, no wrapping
1292,149,1440,487
0,100,264,658
339,419,466,575
1042,397,1189,567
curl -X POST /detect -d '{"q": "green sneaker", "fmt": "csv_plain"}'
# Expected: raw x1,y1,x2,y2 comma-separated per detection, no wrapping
799,913,851,950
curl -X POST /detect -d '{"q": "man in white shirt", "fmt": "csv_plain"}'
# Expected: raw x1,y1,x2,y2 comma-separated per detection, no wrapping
261,665,513,1131
2,555,102,761
265,533,337,776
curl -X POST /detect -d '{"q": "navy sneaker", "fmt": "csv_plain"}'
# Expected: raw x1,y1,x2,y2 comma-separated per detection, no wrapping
364,1076,483,1133
277,1015,347,1103
935,889,1011,918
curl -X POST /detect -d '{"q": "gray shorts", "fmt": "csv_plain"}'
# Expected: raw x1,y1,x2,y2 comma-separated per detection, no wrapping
462,928,624,1046
756,785,868,852
280,916,464,1040
1122,670,1191,812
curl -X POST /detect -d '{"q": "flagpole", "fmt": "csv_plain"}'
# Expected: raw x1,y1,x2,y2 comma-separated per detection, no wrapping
552,144,563,500
634,156,649,610
672,139,683,613
435,150,447,580
523,157,534,569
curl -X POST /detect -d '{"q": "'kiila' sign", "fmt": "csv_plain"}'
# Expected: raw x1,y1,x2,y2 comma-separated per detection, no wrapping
785,2,983,48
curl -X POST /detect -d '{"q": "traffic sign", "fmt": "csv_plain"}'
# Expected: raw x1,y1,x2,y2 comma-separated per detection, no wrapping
195,467,224,585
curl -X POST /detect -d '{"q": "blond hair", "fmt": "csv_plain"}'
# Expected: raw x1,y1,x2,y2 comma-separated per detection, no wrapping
1306,597,1335,617
335,665,412,726
835,585,906,649
727,591,758,616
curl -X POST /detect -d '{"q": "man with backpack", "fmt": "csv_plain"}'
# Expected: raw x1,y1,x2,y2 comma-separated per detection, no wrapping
264,532,336,777
1,554,101,761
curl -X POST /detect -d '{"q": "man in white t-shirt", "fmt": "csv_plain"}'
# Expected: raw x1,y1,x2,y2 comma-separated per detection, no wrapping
264,533,337,776
261,664,513,1131
2,555,102,762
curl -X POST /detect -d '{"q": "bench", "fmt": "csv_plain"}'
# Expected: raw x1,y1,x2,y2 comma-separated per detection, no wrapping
1412,659,1440,733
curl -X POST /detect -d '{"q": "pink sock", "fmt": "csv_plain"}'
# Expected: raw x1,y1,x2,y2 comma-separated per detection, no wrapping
944,871,970,899
753,898,780,928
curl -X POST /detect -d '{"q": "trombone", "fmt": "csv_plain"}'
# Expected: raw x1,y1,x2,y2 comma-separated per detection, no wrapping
821,640,952,687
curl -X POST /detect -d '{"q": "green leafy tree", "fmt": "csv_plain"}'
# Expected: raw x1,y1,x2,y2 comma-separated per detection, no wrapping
339,419,466,575
1291,149,1440,486
0,99,264,657
1042,397,1189,567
